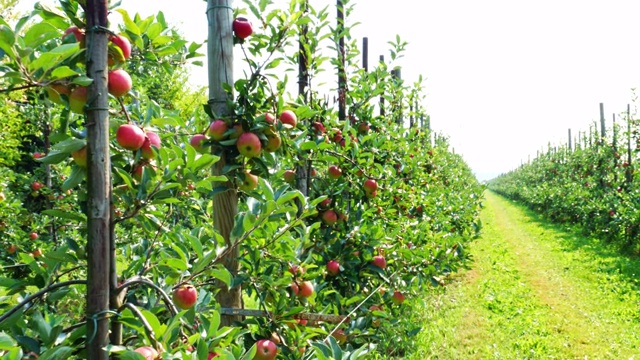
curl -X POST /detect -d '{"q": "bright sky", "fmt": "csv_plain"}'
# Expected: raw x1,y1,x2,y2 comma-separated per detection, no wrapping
17,1,640,180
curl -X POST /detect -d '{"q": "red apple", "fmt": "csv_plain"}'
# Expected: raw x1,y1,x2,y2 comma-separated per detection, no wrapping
328,165,342,180
358,122,370,134
236,132,262,158
263,112,276,124
298,281,314,298
7,244,17,254
63,26,85,45
116,124,146,151
391,291,405,305
230,124,244,139
363,179,378,194
288,264,304,277
279,110,297,128
238,170,259,192
326,260,340,276
371,255,386,269
108,69,132,97
321,210,338,226
208,119,229,141
31,181,44,191
110,34,132,60
190,134,209,154
46,84,70,105
333,329,347,344
207,352,219,359
318,198,331,210
71,146,88,167
32,248,42,258
283,170,296,184
134,346,159,360
312,121,326,134
33,152,43,159
254,339,277,360
172,284,198,310
132,163,145,182
290,282,299,296
232,17,253,40
29,232,39,240
69,86,88,114
141,131,161,159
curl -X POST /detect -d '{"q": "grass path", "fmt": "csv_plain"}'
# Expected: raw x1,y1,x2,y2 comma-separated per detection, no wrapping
411,191,640,359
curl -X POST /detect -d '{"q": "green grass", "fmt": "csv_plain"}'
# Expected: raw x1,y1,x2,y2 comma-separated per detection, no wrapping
410,191,640,359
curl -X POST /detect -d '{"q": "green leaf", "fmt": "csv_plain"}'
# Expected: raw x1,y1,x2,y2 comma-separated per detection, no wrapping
37,150,70,165
24,22,59,47
62,166,85,191
39,346,74,360
50,66,81,80
210,265,232,289
0,332,16,350
115,9,140,36
72,76,93,86
42,209,86,222
28,43,80,76
191,250,217,275
0,25,16,60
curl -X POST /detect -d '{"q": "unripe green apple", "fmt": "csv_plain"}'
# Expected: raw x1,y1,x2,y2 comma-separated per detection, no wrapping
71,146,87,167
46,84,70,104
238,170,259,191
69,86,88,114
264,133,281,152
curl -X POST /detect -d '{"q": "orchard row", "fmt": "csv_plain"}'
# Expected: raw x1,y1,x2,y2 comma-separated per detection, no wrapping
0,1,483,359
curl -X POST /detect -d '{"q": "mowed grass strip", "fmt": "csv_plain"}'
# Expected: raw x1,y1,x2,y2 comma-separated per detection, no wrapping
410,191,640,359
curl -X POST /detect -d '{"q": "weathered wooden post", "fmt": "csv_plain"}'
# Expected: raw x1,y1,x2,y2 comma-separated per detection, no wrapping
626,104,633,186
379,55,385,116
337,0,346,121
568,128,572,152
296,0,310,209
362,37,368,71
599,102,606,142
392,67,402,125
85,0,111,358
207,0,242,325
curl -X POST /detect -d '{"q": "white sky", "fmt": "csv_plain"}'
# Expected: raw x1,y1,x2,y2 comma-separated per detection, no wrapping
17,1,640,180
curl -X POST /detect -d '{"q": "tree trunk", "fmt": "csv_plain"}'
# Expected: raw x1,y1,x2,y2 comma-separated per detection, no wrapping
207,0,242,326
85,1,111,359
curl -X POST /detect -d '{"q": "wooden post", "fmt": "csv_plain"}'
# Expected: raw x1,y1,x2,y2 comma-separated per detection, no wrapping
568,128,572,151
207,0,242,326
379,55,385,116
296,0,310,206
85,1,111,358
599,102,606,142
626,104,633,186
362,37,368,72
393,67,402,125
409,100,414,128
337,0,346,121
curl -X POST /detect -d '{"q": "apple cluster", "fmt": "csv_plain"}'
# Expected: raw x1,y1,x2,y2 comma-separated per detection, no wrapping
47,26,134,115
190,110,297,192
